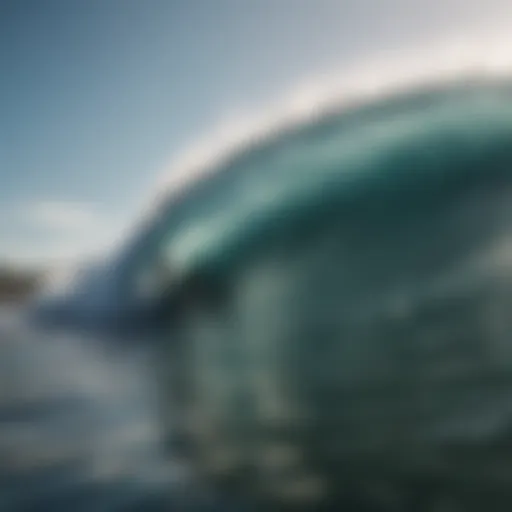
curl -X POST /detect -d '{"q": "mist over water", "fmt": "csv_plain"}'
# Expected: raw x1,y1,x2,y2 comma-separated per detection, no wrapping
0,321,177,510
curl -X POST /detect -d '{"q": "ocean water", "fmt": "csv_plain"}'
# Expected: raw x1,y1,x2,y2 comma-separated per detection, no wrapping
5,78,512,510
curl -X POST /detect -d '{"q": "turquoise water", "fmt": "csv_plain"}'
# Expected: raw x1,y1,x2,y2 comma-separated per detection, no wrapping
157,81,512,279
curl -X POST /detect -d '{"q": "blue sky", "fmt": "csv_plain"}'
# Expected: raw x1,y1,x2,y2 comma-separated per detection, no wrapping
1,0,510,266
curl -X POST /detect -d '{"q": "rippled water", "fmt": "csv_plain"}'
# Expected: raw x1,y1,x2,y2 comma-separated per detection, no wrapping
0,318,175,510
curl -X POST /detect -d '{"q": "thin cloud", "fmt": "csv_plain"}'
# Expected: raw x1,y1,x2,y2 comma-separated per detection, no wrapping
1,201,123,267
2,238,97,269
23,201,98,232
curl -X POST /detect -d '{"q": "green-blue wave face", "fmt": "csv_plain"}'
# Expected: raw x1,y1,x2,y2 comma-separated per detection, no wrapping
159,82,512,279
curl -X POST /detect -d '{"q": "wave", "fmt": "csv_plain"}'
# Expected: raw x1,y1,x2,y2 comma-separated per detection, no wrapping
153,79,512,278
